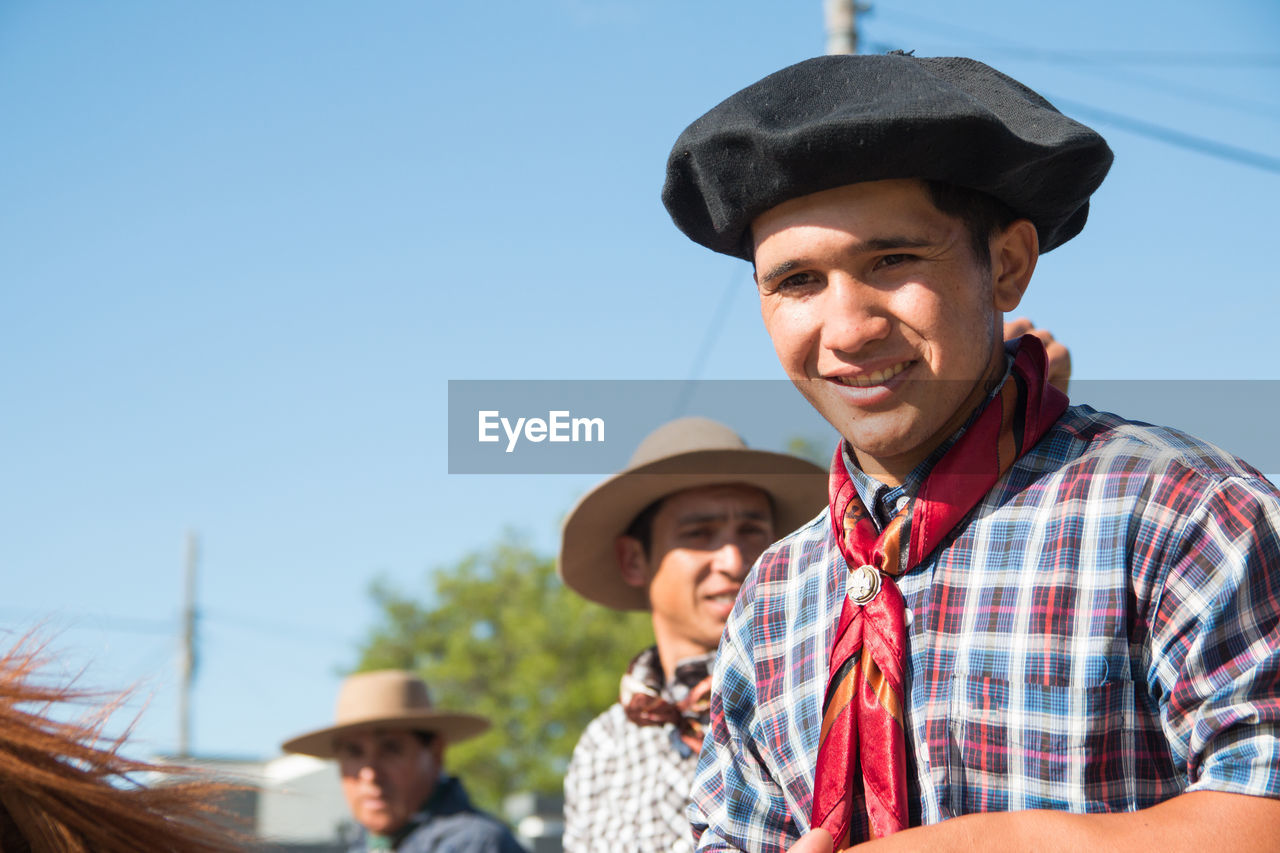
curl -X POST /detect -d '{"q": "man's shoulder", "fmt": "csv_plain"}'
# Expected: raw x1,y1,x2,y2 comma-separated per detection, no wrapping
718,505,840,683
564,699,699,851
1035,404,1272,488
571,702,632,756
570,700,688,763
398,805,521,851
749,506,833,590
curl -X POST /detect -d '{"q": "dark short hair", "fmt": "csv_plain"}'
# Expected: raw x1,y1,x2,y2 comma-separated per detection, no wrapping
923,180,1020,271
622,496,667,556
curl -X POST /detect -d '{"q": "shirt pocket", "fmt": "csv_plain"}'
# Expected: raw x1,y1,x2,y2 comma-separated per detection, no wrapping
943,671,1137,813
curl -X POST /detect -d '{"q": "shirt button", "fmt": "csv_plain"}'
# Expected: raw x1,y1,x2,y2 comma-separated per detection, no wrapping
904,608,914,627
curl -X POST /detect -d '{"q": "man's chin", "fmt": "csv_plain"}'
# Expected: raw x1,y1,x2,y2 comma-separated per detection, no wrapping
825,413,928,462
796,385,913,443
357,809,404,837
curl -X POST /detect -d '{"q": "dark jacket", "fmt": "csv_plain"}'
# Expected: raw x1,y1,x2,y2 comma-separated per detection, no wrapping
346,776,524,853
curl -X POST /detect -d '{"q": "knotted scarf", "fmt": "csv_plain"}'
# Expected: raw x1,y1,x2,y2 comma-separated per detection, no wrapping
810,337,1067,848
621,646,714,754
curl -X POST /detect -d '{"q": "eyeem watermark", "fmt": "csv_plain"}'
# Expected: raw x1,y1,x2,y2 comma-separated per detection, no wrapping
449,379,1280,474
478,410,605,453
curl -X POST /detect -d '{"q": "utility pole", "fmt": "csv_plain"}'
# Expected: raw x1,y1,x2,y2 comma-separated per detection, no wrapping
178,530,199,757
824,0,866,55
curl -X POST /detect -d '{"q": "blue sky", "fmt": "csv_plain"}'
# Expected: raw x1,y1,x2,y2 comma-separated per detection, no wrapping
2,1,1277,760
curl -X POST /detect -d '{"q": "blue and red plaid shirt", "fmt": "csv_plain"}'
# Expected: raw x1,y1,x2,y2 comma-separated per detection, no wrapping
689,404,1280,852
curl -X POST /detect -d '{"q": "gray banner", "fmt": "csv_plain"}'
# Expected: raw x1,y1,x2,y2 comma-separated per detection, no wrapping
447,380,1280,475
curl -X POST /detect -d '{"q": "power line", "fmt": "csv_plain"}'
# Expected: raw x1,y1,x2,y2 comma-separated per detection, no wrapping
992,51,1280,121
200,607,349,645
0,606,344,645
1047,94,1280,174
0,607,176,636
873,8,1280,66
863,36,1280,123
864,5,1280,123
940,46,1280,67
858,12,1280,175
673,264,750,417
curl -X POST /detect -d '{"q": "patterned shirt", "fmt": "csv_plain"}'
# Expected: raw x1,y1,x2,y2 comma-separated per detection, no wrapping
564,648,716,852
689,405,1280,852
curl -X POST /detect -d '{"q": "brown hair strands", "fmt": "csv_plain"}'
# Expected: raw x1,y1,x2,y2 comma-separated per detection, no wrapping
0,636,249,853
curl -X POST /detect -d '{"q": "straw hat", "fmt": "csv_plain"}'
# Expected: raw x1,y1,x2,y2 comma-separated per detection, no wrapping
281,670,490,759
558,417,828,611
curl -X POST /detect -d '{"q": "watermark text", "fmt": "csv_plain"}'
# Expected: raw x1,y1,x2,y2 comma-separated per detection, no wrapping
477,410,605,453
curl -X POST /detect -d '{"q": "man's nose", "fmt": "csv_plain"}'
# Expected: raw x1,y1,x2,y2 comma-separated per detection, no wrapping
711,542,749,580
818,276,891,355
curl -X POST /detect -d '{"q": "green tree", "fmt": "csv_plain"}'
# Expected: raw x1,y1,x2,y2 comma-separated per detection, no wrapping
787,434,833,467
353,534,652,814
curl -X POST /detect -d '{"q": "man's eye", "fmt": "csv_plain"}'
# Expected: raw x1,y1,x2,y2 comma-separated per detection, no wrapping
764,271,821,294
874,253,915,269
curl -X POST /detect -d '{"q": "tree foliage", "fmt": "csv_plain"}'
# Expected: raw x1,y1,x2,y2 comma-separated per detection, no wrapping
353,534,653,813
786,434,833,467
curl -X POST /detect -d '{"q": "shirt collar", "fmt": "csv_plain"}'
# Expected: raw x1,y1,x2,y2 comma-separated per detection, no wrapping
667,650,716,703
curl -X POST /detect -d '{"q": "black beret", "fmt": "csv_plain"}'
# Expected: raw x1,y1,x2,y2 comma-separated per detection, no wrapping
662,53,1113,260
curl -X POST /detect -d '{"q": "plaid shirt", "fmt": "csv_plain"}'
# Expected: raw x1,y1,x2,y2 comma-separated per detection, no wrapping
689,405,1280,852
564,649,716,852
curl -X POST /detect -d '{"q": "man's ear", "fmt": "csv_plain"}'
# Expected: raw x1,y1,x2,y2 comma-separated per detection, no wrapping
990,218,1038,313
615,535,651,589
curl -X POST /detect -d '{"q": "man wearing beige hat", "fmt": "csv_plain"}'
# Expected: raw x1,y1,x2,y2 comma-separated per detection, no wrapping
282,670,523,853
558,416,835,852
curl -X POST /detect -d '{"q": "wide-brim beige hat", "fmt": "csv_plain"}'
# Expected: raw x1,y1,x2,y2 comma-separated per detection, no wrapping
281,670,490,759
558,417,828,611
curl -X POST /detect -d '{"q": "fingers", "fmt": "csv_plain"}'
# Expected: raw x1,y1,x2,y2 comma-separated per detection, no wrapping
1001,317,1071,394
1043,338,1072,394
1002,316,1033,340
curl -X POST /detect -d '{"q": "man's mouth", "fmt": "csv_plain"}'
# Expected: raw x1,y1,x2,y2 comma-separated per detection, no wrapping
359,789,389,808
831,360,912,387
703,584,742,609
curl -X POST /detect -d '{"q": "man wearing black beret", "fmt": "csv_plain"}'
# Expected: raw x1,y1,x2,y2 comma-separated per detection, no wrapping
662,54,1280,852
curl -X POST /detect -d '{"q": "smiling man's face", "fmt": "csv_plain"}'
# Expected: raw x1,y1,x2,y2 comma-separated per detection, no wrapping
753,179,1034,485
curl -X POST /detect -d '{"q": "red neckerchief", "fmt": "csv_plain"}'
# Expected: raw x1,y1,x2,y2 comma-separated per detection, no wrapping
810,336,1068,848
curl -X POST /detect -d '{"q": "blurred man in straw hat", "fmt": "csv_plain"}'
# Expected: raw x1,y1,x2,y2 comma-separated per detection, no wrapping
558,416,829,853
282,669,522,852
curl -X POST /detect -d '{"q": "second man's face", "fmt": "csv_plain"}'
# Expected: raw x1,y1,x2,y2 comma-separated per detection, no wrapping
752,178,1030,484
621,484,774,665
